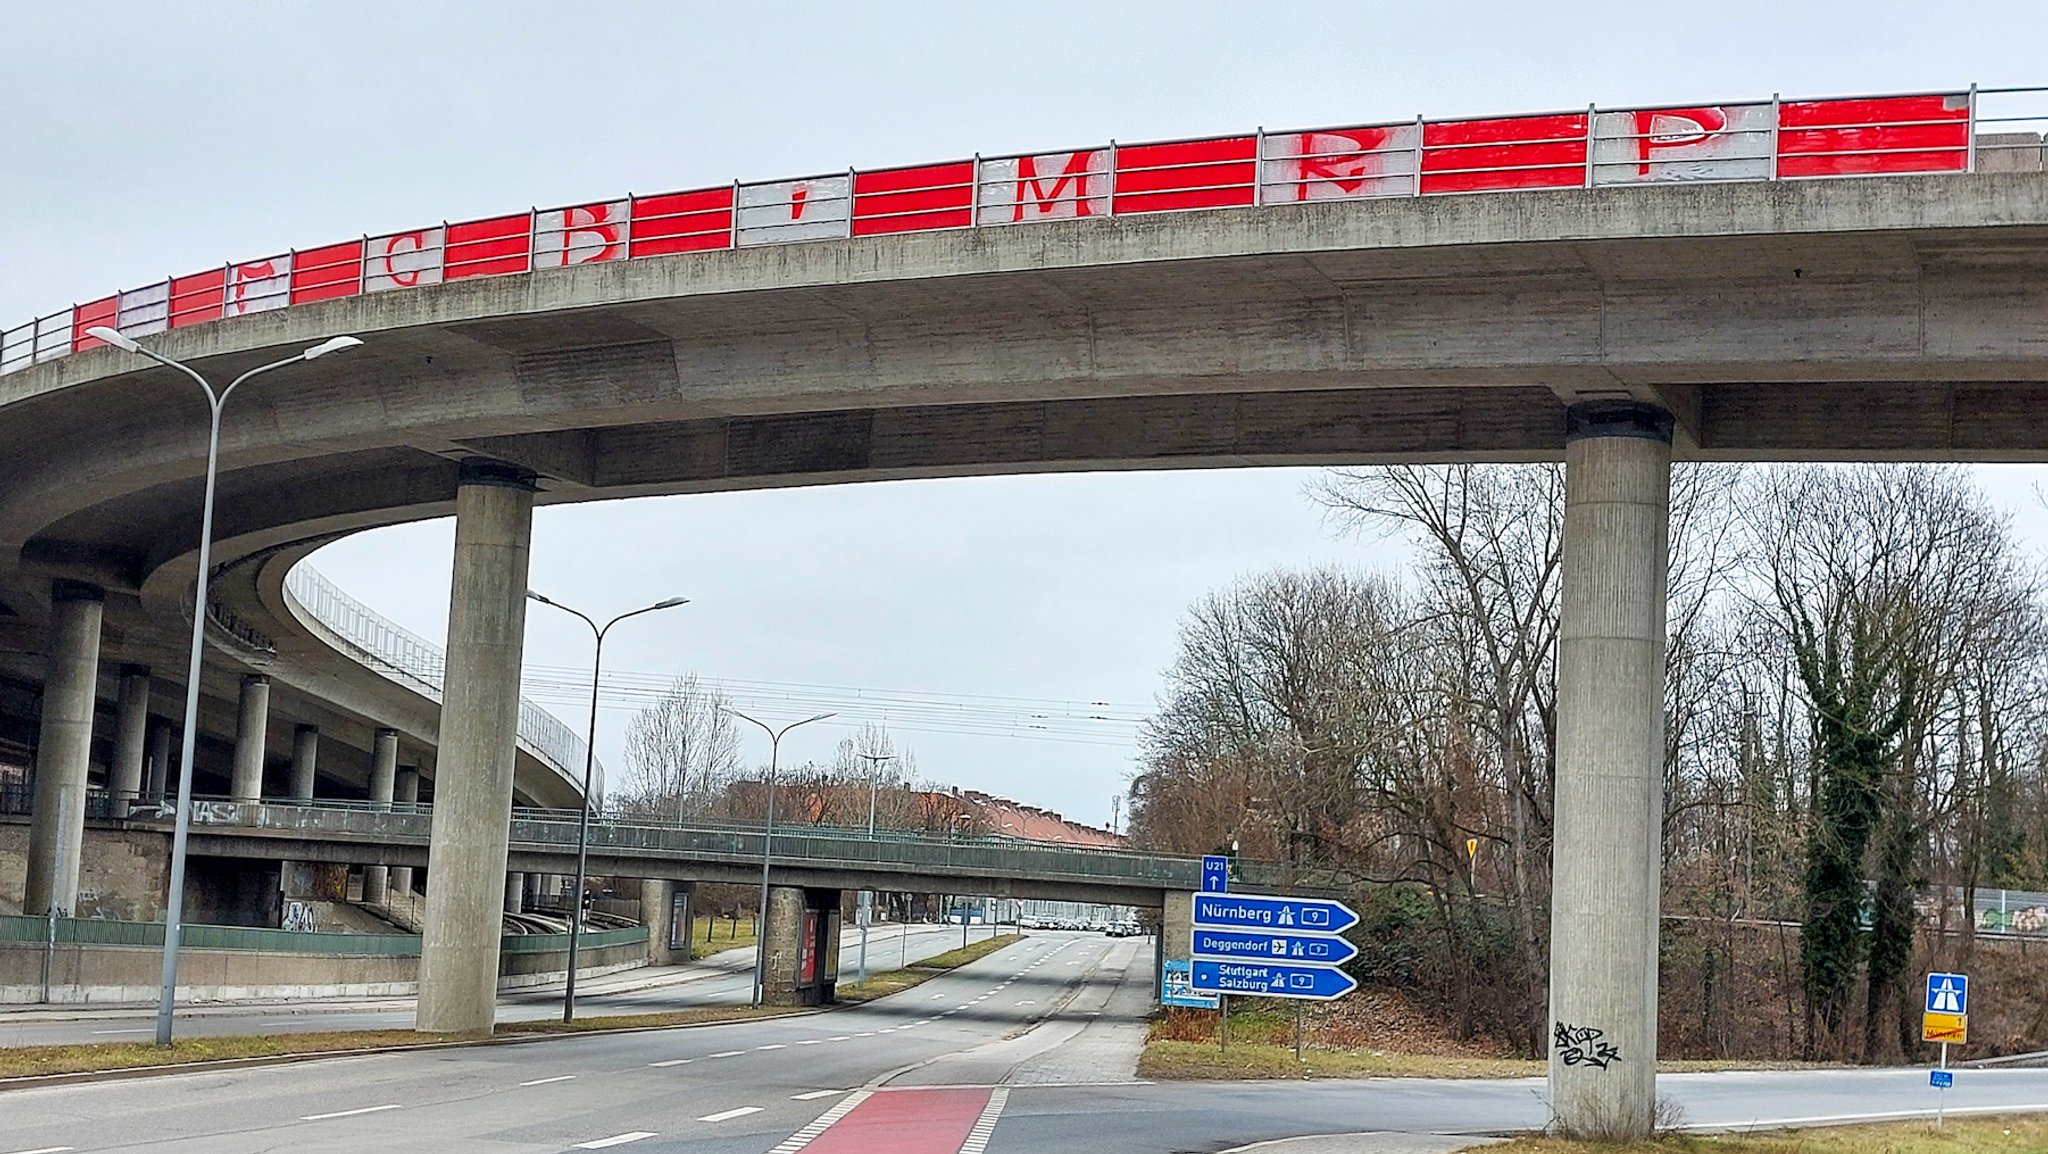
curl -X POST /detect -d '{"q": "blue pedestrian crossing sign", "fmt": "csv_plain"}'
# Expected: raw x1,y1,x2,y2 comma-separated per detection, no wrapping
1201,856,1230,894
1926,972,1969,1016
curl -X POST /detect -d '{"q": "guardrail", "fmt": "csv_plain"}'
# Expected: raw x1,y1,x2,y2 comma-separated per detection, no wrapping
6,85,2046,378
283,564,602,799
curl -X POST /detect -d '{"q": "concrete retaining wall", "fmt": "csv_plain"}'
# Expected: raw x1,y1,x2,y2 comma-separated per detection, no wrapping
0,936,646,1005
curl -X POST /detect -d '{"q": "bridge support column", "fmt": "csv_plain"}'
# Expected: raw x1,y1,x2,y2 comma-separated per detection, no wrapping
504,873,525,915
362,728,399,906
1548,402,1671,1141
289,724,319,802
24,581,104,918
109,664,151,817
759,886,807,1005
230,674,270,804
145,719,173,800
1157,890,1192,1006
417,461,535,1035
643,879,689,965
389,768,420,900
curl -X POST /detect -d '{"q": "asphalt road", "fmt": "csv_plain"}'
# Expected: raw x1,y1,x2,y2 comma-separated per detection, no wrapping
0,921,978,1047
3,931,2047,1154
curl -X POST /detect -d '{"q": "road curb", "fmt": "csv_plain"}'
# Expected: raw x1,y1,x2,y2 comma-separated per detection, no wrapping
0,1007,824,1093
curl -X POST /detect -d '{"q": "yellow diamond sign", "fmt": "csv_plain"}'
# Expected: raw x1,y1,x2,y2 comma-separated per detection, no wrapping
1922,1011,1968,1045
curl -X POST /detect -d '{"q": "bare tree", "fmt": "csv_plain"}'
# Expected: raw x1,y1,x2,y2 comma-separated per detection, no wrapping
619,674,742,821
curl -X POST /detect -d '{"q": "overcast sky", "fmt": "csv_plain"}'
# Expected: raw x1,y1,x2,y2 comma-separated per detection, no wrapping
7,3,2048,827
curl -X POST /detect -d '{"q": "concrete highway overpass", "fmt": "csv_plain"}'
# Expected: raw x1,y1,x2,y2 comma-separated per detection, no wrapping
3,86,2046,1136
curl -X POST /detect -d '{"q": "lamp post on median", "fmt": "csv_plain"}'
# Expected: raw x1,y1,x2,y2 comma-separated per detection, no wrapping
525,591,689,1023
727,708,835,1008
86,326,364,1047
855,752,892,984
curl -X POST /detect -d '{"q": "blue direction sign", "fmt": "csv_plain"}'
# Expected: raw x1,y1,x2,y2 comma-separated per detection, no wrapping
1191,959,1358,1001
1931,1069,1955,1089
1192,927,1358,966
1161,959,1220,1008
1201,855,1231,894
1193,892,1359,936
1927,972,1969,1016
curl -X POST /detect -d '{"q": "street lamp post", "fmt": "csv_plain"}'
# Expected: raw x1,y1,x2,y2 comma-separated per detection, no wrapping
855,751,892,984
727,708,835,1008
525,591,689,1023
86,326,364,1047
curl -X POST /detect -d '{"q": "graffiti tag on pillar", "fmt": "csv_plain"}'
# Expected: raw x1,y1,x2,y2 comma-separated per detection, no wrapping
191,800,242,825
283,900,317,933
1554,1022,1622,1069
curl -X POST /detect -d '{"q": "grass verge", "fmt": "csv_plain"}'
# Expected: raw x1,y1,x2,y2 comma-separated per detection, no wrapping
0,1005,804,1080
1485,1115,2048,1152
835,933,1024,1004
688,914,757,957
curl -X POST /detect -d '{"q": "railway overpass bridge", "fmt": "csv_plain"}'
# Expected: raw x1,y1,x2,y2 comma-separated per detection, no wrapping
4,84,2048,1136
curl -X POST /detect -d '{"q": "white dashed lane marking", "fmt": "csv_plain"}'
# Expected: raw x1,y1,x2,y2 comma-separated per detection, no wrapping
575,1133,656,1149
790,1089,848,1100
757,1044,786,1050
519,1075,575,1086
649,1059,691,1067
708,1050,746,1058
302,1105,402,1122
700,1107,764,1123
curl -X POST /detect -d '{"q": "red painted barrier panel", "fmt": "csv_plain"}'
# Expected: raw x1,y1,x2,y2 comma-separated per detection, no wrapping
1777,94,1969,177
70,297,117,351
629,186,735,256
445,213,532,280
1423,112,1589,193
290,240,365,304
853,161,974,235
1113,135,1258,214
169,269,226,328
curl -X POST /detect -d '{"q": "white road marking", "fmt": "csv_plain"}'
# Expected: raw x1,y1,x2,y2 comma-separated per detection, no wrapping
855,1031,875,1037
302,1104,402,1121
575,1133,657,1149
1016,1000,1037,1006
708,1049,746,1058
790,1089,847,1100
649,1059,691,1067
699,1106,764,1123
757,1043,787,1050
766,1090,873,1154
797,1038,824,1044
928,993,946,999
828,1035,851,1041
959,1087,1009,1154
519,1075,576,1086
7,1147,76,1154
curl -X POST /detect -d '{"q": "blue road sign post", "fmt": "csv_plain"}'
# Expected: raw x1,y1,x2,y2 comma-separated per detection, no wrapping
1201,856,1231,894
1191,960,1358,1000
1192,927,1359,966
1192,893,1359,936
1931,1069,1954,1089
1926,972,1969,1016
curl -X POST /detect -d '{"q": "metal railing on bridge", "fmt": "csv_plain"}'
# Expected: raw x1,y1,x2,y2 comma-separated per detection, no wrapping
282,564,602,798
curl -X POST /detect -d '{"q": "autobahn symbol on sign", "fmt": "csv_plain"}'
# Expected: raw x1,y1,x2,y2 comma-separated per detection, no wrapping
1192,893,1359,936
1191,960,1358,1000
1192,927,1360,967
1927,972,1968,1015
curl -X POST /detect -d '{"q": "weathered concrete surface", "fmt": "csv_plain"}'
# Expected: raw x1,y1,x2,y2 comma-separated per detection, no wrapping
0,823,169,922
361,727,398,906
388,767,419,899
229,674,270,804
24,583,103,917
416,468,534,1034
759,885,806,1005
288,723,319,801
1548,408,1671,1140
109,664,151,814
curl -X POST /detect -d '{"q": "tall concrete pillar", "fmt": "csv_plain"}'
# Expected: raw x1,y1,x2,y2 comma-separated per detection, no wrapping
145,720,173,799
288,724,320,802
108,664,151,816
362,728,399,906
24,581,104,917
1158,890,1193,1006
1547,402,1672,1141
504,872,525,914
389,768,420,899
760,885,807,1005
230,674,271,803
417,461,536,1035
643,878,689,965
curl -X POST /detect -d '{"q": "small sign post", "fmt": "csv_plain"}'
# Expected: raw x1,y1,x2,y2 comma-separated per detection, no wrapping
1923,971,1970,1127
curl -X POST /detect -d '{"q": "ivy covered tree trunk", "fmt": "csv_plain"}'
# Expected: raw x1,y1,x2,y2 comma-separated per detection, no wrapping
1800,708,1886,1058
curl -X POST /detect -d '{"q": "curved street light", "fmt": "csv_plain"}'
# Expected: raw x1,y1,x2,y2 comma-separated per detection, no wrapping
525,590,689,1022
725,707,835,1008
85,326,364,1046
